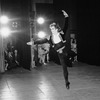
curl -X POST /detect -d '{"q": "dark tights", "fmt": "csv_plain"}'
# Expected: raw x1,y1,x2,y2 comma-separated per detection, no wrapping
58,53,69,83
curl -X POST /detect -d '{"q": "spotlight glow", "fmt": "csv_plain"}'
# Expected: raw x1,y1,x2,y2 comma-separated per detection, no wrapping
37,17,45,24
0,27,10,37
38,31,46,38
0,16,9,24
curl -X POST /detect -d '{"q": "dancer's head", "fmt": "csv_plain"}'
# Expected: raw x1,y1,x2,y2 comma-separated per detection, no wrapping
49,22,61,35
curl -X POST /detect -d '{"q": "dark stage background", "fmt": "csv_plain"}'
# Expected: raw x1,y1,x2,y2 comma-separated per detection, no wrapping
77,0,100,66
57,0,100,66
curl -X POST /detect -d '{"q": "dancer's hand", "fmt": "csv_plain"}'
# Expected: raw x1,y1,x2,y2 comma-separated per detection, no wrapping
62,10,69,18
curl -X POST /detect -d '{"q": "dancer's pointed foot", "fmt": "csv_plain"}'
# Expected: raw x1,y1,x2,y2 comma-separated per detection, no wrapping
66,82,70,89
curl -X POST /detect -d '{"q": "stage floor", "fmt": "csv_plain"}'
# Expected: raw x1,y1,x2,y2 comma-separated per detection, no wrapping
0,61,100,100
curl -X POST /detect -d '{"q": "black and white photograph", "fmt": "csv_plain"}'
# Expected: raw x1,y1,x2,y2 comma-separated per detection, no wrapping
0,0,100,100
